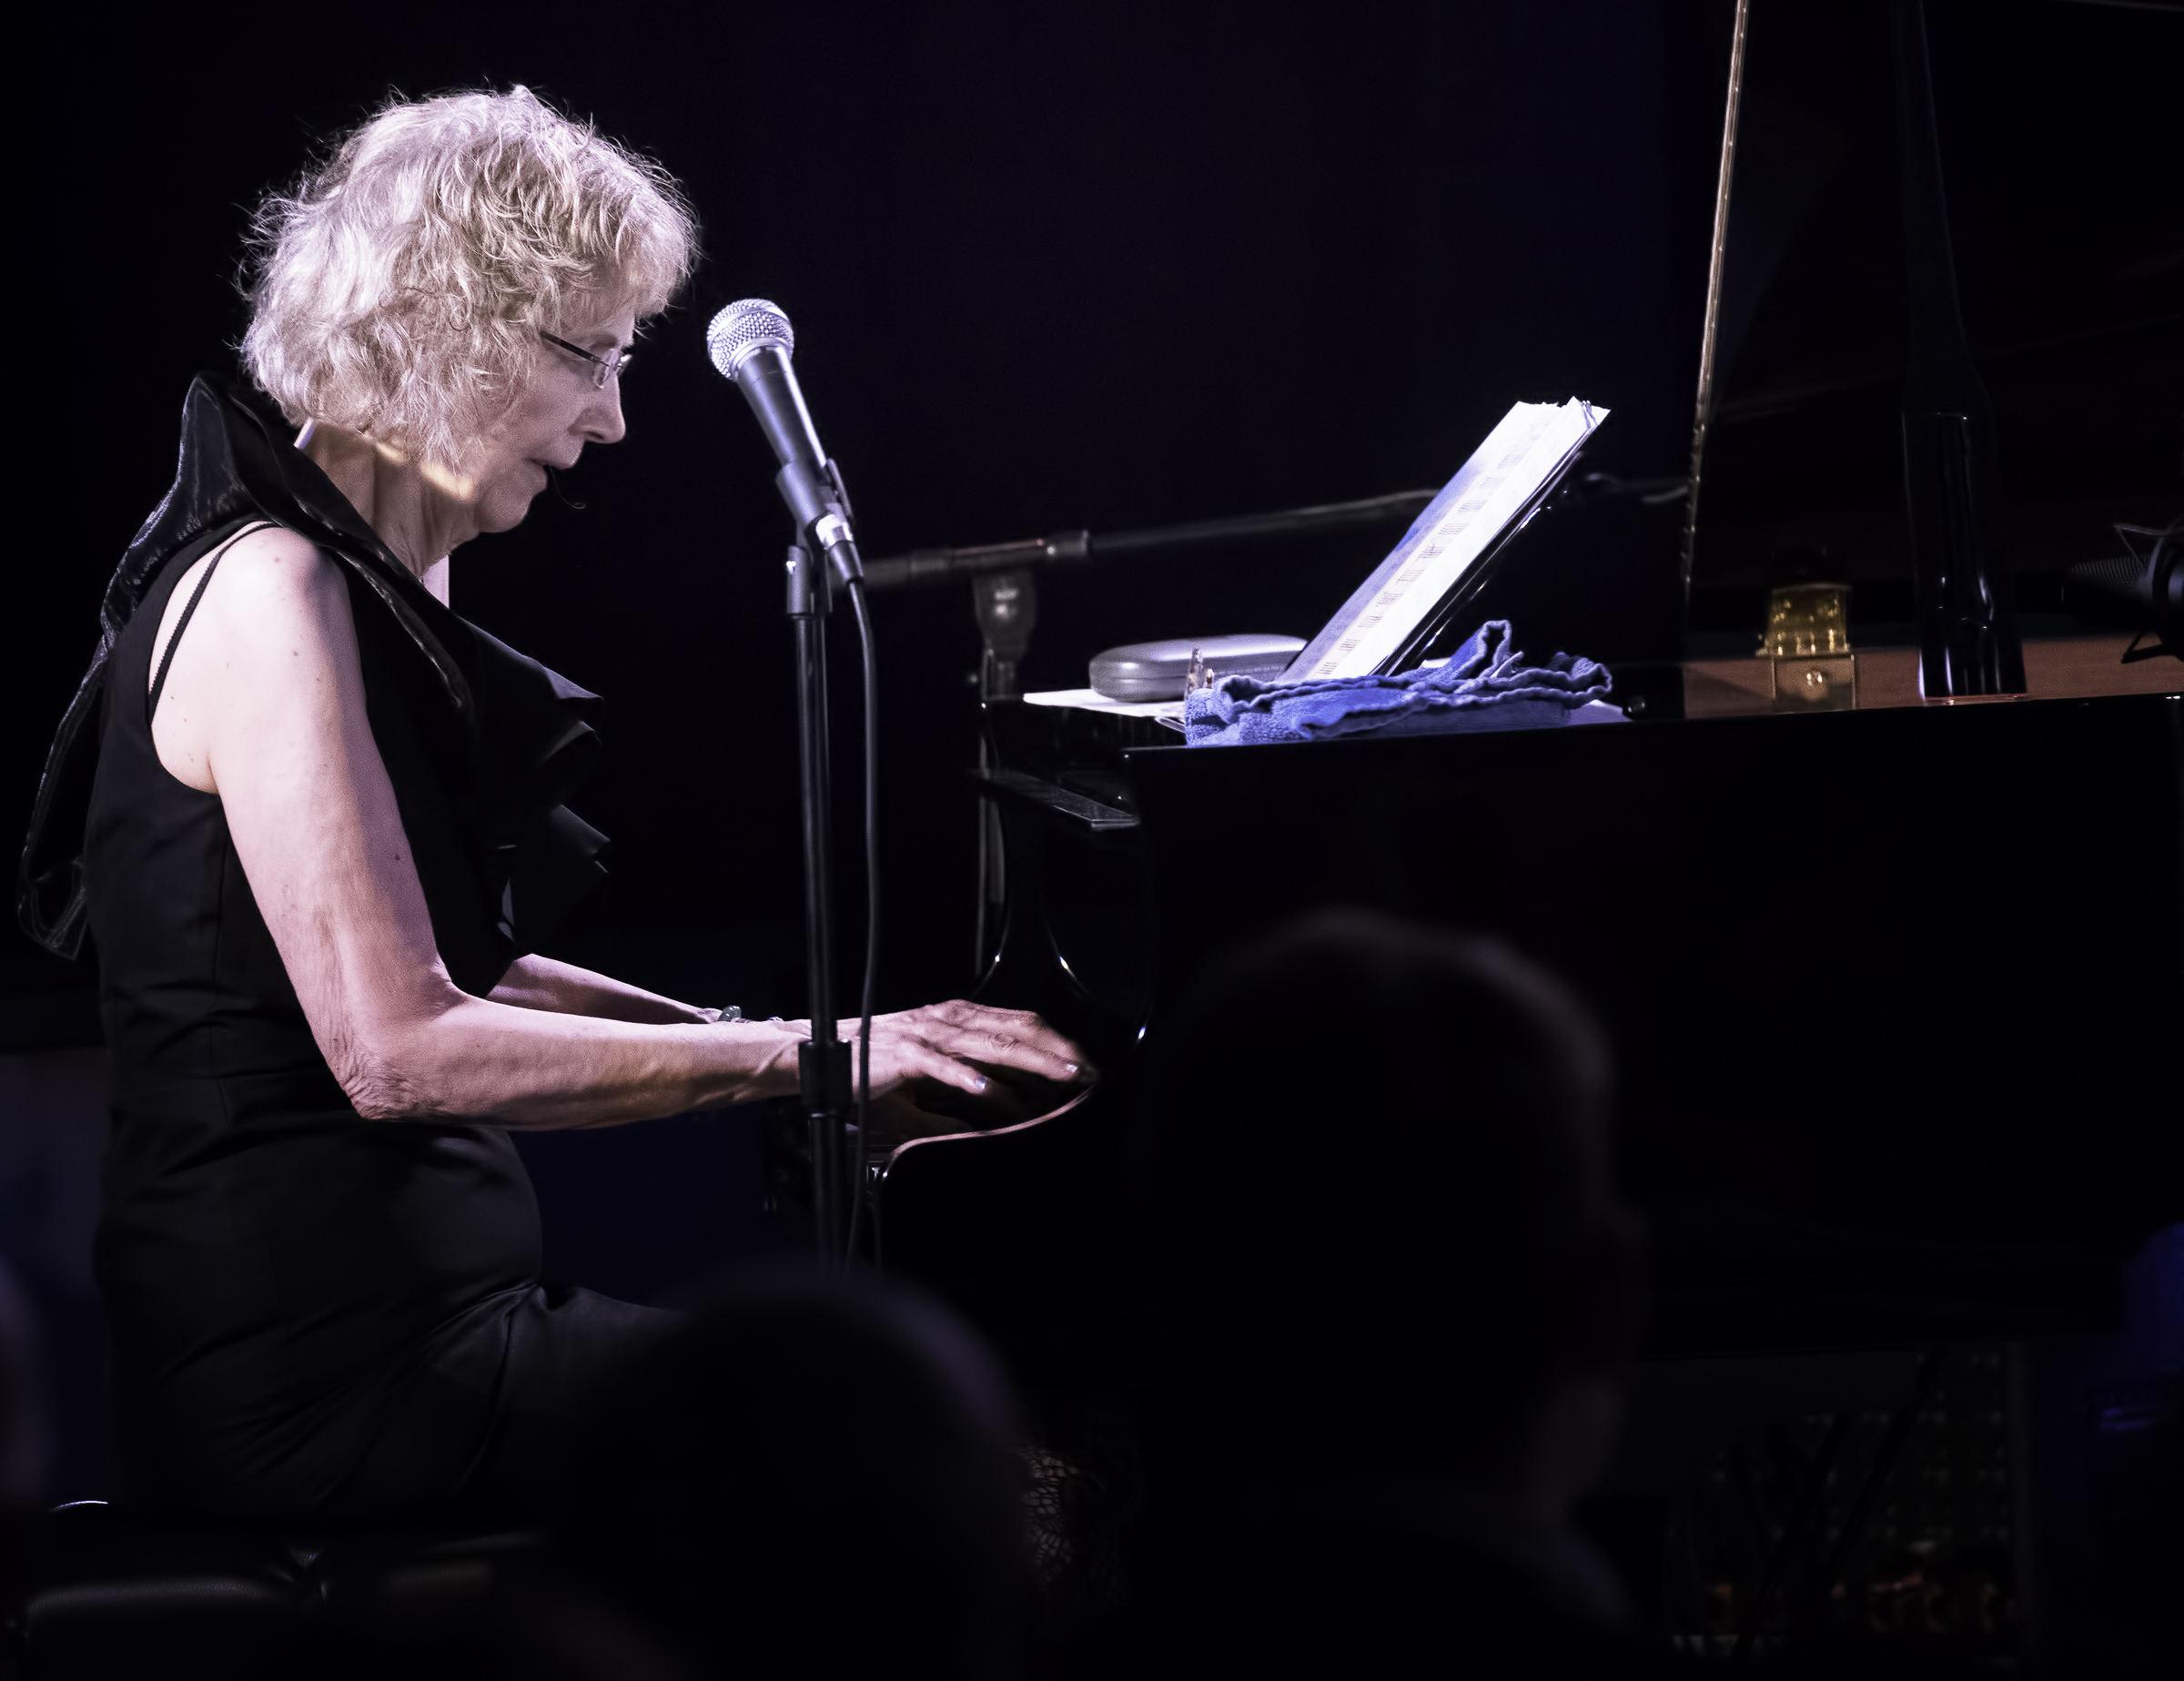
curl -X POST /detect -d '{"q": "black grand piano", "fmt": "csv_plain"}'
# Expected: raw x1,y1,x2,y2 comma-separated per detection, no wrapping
862,0,2178,1648
871,0,2178,1352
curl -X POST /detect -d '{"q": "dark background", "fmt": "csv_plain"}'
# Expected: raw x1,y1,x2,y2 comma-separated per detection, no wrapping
10,0,1729,1026
4,0,2178,1328
1693,0,2182,619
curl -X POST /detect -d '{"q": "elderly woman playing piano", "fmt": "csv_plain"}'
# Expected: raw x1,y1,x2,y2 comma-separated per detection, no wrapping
19,86,1082,1523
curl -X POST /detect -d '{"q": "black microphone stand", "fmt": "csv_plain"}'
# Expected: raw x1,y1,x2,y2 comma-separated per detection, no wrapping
711,305,873,1270
785,537,853,1266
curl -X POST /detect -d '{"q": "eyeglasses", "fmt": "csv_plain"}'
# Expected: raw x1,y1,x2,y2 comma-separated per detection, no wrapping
540,330,634,390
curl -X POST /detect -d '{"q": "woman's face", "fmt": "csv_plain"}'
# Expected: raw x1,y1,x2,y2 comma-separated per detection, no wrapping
464,307,637,533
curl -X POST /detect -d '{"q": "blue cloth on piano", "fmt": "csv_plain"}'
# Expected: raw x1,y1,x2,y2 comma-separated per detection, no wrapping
1181,621,1612,747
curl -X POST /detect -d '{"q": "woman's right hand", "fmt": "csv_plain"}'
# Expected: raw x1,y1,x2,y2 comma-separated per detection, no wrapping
780,1001,1092,1099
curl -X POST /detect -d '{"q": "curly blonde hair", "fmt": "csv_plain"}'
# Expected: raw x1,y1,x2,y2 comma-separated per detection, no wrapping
244,86,698,471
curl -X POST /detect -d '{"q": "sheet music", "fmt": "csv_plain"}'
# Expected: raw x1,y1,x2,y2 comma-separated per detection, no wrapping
1021,687,1185,720
1285,397,1605,682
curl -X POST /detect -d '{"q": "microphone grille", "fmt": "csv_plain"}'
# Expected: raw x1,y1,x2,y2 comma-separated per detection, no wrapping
706,299,794,380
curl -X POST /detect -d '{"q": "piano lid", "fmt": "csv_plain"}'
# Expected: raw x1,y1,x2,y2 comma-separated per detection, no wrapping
1683,0,2182,639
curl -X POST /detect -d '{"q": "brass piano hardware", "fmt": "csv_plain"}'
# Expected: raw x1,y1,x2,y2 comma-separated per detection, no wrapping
1684,633,2175,720
1772,655,1855,712
1764,582,1857,714
1761,582,1852,658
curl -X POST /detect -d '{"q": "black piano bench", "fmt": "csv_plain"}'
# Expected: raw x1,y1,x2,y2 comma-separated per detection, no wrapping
4,1499,544,1680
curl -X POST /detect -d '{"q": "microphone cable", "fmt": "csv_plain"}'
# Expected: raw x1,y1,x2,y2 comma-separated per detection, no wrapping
843,571,879,1266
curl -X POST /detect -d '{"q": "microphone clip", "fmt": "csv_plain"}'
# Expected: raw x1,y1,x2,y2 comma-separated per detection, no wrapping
774,458,864,589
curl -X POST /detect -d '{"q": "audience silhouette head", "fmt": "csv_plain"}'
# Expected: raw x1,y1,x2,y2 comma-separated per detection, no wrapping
1144,907,1645,1520
560,1267,1026,1681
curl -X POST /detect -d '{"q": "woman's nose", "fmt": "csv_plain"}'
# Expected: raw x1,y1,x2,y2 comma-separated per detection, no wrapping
581,380,627,446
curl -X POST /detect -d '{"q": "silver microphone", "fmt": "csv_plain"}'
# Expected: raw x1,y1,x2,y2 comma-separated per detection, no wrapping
706,299,858,567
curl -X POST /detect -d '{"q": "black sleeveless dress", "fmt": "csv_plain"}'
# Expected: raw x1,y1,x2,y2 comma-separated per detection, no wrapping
18,375,673,1522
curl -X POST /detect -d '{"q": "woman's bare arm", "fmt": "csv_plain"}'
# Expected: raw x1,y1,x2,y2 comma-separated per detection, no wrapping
490,956,716,1025
157,528,1084,1129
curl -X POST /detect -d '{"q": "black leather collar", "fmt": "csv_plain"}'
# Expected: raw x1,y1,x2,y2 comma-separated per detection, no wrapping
18,374,606,959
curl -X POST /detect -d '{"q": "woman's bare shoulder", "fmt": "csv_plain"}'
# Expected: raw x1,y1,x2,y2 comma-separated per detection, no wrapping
196,526,359,649
214,523,344,595
151,527,345,691
150,530,362,792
